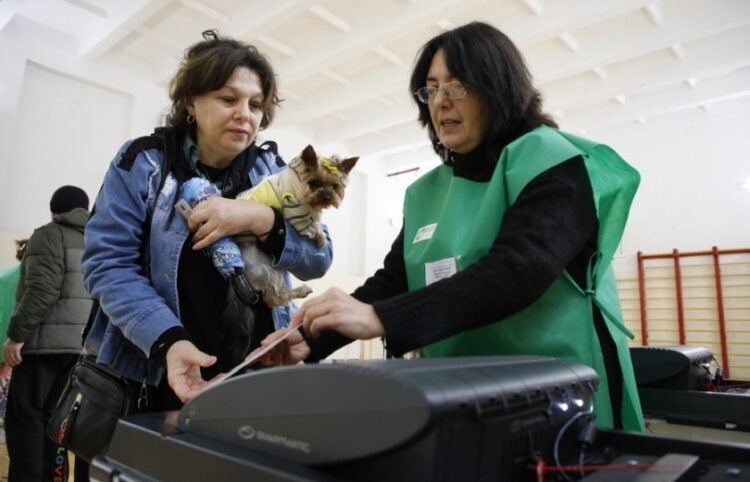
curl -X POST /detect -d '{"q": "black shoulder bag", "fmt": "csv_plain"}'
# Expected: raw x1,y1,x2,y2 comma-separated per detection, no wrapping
46,355,133,463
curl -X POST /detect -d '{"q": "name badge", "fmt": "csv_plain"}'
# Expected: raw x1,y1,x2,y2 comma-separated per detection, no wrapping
425,257,457,285
413,223,437,243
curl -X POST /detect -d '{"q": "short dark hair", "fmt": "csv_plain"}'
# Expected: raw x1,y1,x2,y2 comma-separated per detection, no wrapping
409,22,557,160
167,30,280,133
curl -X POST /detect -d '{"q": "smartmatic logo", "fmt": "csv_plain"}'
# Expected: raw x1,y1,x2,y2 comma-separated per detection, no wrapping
238,425,311,453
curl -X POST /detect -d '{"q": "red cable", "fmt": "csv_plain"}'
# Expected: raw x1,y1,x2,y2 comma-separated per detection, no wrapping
531,457,687,478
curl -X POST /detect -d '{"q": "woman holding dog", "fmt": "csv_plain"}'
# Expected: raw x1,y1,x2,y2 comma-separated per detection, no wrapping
81,31,332,410
262,21,644,432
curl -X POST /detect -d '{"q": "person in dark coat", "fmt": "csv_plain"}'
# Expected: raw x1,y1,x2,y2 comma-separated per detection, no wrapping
3,185,93,482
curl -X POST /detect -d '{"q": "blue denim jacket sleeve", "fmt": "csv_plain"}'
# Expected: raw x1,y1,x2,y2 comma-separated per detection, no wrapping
273,219,332,280
82,143,182,356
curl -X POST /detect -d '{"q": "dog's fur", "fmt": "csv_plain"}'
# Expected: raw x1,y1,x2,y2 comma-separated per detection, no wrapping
223,145,357,357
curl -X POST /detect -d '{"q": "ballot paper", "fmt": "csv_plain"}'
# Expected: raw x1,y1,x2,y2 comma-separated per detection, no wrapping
211,326,302,385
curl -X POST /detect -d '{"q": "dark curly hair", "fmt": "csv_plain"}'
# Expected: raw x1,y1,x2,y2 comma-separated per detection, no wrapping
167,30,280,134
409,22,557,162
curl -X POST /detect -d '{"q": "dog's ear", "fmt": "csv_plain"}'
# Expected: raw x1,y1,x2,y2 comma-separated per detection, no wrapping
338,156,359,174
300,145,318,167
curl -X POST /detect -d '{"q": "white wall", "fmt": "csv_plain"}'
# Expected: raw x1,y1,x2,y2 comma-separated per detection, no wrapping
602,95,750,279
2,61,133,229
0,15,165,267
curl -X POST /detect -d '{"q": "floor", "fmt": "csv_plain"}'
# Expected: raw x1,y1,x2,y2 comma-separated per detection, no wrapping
0,421,8,482
0,446,7,481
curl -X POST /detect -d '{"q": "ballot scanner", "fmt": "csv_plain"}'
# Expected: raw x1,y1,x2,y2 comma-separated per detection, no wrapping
630,345,750,432
90,356,750,481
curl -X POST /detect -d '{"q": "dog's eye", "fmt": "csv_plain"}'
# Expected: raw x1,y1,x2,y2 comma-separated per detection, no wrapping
309,180,323,190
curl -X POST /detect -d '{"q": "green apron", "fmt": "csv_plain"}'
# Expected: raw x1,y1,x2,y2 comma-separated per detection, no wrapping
403,126,644,431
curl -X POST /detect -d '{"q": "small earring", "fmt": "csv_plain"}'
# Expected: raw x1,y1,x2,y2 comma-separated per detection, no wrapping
187,113,195,124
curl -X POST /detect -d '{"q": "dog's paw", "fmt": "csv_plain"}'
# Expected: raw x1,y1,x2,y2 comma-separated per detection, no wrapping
292,284,313,299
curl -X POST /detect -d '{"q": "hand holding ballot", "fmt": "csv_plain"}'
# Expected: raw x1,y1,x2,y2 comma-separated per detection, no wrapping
258,287,386,366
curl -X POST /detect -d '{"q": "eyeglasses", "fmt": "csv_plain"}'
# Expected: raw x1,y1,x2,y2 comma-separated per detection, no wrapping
414,81,467,104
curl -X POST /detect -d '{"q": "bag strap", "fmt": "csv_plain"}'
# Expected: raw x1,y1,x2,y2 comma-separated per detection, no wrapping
258,140,286,168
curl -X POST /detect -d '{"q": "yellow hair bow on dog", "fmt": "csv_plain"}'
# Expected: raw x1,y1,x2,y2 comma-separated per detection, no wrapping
321,156,338,175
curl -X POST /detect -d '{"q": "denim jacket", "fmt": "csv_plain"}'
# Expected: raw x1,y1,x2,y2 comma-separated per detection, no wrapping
82,133,333,384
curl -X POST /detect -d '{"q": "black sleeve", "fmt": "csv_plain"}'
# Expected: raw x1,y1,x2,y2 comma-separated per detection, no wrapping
150,326,191,359
351,227,410,303
304,227,410,362
305,330,353,363
376,156,597,356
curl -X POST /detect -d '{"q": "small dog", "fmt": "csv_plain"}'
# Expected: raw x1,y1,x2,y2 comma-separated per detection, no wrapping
223,145,358,353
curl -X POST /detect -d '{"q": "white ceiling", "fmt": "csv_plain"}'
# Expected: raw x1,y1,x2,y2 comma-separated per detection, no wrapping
5,0,750,173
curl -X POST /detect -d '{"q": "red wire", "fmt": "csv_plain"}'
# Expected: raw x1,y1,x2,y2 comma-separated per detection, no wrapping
542,463,688,472
531,457,687,478
535,457,545,482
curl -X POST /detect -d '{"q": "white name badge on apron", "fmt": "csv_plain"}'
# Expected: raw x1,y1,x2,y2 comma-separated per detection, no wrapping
413,223,437,243
425,257,457,285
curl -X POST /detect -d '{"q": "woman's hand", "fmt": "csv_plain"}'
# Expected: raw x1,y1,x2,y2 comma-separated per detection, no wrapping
292,287,385,340
257,327,310,366
165,340,217,403
187,197,274,250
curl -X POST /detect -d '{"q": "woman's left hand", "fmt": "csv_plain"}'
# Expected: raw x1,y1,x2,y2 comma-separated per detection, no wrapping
187,197,274,250
165,340,218,403
291,287,385,340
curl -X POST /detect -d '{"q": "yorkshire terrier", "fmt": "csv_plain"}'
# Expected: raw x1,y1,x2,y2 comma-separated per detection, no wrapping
223,145,358,354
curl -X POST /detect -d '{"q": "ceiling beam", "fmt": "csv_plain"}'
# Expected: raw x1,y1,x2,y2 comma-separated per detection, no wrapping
61,0,108,18
273,0,492,83
78,0,171,60
527,0,750,83
278,0,663,127
309,5,350,33
542,25,750,112
345,120,426,158
312,100,418,144
275,64,409,126
561,67,750,130
179,0,230,24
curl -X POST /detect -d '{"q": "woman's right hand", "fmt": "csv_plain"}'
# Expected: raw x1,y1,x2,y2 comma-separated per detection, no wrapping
258,327,310,366
165,340,218,403
2,338,24,367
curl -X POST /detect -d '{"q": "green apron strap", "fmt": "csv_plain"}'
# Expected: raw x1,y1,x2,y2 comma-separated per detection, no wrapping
564,252,635,340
